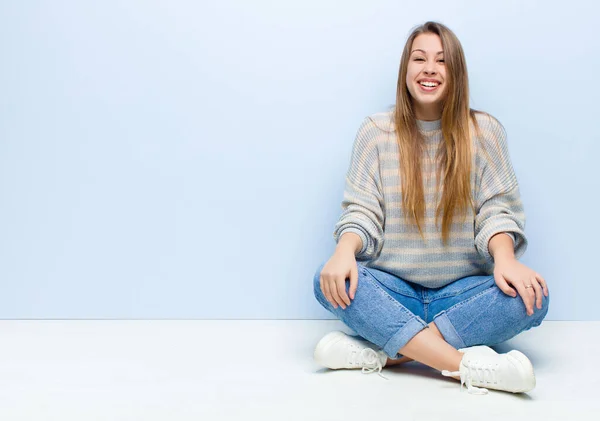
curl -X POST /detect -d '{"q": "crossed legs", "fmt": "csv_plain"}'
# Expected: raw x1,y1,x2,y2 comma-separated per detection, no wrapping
386,322,463,375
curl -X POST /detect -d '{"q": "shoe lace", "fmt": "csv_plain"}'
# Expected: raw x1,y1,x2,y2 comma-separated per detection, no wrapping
349,347,388,380
442,362,498,395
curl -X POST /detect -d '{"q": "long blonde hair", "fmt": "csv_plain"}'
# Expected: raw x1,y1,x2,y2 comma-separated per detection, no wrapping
394,21,483,245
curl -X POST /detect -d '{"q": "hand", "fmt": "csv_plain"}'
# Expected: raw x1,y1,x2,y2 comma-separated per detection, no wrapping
319,250,359,310
493,257,549,316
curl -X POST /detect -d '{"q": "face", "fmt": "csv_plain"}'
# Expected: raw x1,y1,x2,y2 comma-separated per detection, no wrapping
405,33,447,120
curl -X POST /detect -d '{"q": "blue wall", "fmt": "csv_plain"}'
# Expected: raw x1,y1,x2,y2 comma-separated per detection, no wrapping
0,0,597,319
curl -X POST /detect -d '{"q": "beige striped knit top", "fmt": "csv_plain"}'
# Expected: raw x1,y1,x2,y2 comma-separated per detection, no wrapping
333,110,527,288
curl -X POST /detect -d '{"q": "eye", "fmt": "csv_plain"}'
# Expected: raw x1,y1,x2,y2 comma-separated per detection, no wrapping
438,59,445,63
414,58,425,62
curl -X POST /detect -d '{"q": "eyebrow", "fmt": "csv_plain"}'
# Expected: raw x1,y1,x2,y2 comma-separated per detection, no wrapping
411,49,444,55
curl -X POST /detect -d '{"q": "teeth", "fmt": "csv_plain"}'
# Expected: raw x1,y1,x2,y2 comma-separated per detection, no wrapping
420,81,439,87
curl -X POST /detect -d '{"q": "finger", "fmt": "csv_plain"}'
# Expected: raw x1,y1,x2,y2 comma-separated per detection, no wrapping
349,265,358,300
526,278,537,314
494,271,517,297
525,280,535,315
329,278,346,309
321,276,336,309
525,276,536,311
535,273,549,297
513,280,534,316
336,277,351,307
531,277,543,310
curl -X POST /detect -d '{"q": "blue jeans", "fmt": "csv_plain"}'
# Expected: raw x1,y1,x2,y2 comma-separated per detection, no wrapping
313,262,550,359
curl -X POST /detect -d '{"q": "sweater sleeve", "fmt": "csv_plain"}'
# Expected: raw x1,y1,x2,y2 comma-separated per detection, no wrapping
474,117,527,263
333,117,385,261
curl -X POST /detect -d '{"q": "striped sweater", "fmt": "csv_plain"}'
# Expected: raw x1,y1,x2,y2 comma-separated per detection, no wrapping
333,110,527,288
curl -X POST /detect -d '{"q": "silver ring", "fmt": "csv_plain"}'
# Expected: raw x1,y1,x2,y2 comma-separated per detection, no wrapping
525,285,533,289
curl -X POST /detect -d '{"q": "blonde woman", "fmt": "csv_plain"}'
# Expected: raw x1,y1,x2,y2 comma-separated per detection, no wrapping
313,21,549,395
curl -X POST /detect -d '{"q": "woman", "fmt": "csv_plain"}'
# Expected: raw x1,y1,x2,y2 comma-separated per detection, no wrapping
312,21,550,395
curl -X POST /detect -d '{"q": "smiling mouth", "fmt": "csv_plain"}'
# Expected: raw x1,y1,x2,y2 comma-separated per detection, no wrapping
419,81,440,87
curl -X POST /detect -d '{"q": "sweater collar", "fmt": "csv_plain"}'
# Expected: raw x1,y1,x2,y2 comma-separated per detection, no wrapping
416,119,442,131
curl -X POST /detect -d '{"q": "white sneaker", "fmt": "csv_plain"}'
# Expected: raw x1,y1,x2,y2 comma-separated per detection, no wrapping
442,350,536,395
314,331,388,378
458,345,497,355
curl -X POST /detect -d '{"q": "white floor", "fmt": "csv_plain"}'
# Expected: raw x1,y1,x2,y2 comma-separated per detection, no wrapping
0,320,597,420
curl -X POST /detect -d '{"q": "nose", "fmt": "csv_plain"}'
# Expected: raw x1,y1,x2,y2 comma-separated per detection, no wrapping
423,61,436,75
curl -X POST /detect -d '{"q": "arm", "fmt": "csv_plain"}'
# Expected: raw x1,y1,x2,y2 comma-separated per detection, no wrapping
475,117,548,315
474,117,527,263
336,231,363,255
333,117,385,261
489,232,516,264
320,118,382,309
490,230,549,315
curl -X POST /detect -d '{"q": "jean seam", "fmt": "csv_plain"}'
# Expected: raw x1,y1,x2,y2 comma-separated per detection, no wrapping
363,267,420,300
442,283,497,314
359,268,417,318
430,275,495,301
368,278,416,319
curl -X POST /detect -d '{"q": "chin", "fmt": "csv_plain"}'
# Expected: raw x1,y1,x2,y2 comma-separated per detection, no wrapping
415,97,443,108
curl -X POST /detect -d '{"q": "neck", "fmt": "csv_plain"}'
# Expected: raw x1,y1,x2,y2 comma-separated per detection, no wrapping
414,103,442,121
